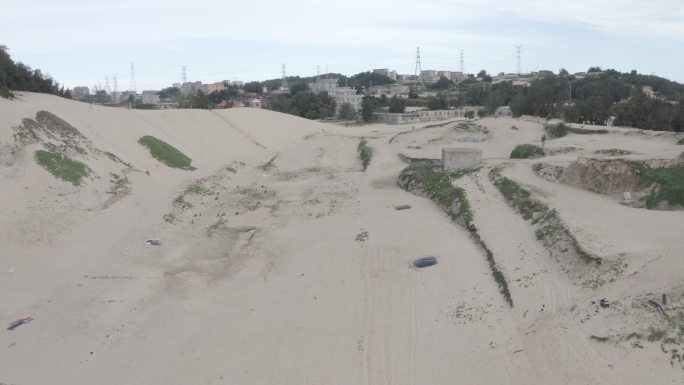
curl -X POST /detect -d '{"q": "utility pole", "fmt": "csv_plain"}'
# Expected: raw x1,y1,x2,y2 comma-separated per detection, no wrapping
182,66,187,84
129,62,136,92
281,63,287,90
459,49,464,75
515,45,523,75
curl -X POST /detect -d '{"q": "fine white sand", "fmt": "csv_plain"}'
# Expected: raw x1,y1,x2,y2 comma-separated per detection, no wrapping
1,92,683,384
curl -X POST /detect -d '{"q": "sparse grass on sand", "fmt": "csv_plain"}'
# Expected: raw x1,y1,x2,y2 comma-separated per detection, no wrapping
138,135,195,170
34,150,91,186
358,139,373,172
258,155,277,171
629,163,684,209
489,166,600,265
399,163,514,306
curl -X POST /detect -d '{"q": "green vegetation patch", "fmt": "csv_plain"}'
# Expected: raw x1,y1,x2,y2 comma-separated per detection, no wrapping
544,122,569,138
34,150,91,186
511,144,543,159
138,135,195,170
358,139,373,171
398,163,474,223
629,163,684,209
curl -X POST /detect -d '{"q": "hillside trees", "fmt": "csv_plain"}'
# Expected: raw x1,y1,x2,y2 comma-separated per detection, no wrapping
0,45,70,98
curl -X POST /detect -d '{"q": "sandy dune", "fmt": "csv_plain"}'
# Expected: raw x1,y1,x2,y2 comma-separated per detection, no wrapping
1,93,683,384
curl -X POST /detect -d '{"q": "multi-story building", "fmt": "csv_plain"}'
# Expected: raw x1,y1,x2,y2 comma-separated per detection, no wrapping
308,78,363,115
420,70,438,83
436,71,452,80
71,86,90,100
373,68,397,81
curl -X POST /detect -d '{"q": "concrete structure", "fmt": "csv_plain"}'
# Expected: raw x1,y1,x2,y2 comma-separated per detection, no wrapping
367,84,409,98
495,106,512,117
373,107,483,124
442,148,482,171
417,107,480,120
309,78,363,115
141,90,160,105
248,98,262,108
373,112,421,124
71,86,90,100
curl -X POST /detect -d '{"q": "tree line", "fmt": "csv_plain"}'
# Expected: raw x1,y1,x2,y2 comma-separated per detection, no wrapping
0,45,71,99
467,69,684,132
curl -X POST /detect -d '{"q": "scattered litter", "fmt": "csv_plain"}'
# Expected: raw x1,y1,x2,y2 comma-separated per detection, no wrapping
647,299,668,318
246,228,257,240
7,317,33,330
467,222,477,232
395,204,412,210
145,239,162,246
412,256,437,269
599,298,610,308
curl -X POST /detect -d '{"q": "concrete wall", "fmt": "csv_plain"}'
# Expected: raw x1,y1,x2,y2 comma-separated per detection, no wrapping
442,148,482,171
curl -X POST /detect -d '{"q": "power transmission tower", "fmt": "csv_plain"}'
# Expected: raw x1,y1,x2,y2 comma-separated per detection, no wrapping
112,74,118,93
129,62,136,92
459,49,464,74
414,46,425,90
317,65,320,81
104,76,110,93
182,65,187,84
515,45,523,75
281,63,287,90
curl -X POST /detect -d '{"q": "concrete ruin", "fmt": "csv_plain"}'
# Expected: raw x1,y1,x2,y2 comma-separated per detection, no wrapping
442,148,482,171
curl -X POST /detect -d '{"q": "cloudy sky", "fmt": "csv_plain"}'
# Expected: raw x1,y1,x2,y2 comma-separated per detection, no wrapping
2,0,683,91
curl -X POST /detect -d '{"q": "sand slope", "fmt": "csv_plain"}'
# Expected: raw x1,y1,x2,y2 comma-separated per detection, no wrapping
1,93,683,384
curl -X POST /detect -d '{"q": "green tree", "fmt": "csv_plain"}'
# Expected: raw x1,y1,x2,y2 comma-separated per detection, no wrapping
339,103,358,121
426,95,447,110
361,96,379,122
464,110,475,121
388,95,406,113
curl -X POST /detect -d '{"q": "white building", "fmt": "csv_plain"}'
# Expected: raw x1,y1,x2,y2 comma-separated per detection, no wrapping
72,86,89,100
142,90,160,105
373,68,397,81
308,78,363,115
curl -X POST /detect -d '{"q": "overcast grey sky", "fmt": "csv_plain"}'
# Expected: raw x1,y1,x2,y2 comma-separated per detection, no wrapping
2,0,683,90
